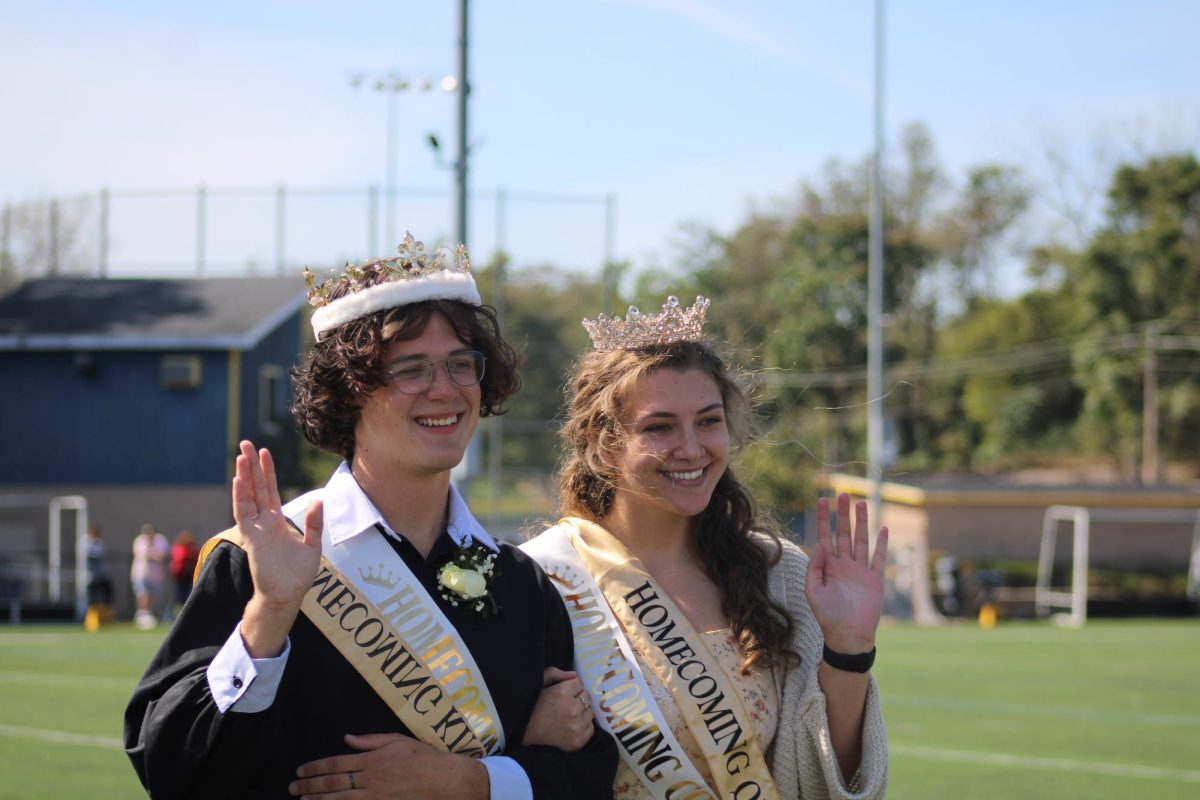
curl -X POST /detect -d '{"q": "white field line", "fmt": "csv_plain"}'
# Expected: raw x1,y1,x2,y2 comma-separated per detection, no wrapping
0,723,122,750
892,743,1200,784
3,721,1198,784
0,671,131,690
884,694,1200,728
0,633,79,645
0,632,152,648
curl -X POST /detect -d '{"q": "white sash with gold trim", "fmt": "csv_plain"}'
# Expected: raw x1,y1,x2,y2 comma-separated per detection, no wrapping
300,501,506,756
523,524,716,800
524,520,780,800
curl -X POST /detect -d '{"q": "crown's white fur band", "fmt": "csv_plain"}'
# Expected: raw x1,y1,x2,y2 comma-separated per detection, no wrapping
310,271,481,339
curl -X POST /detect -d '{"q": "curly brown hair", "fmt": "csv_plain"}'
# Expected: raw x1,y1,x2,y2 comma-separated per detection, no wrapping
292,269,520,460
556,340,795,673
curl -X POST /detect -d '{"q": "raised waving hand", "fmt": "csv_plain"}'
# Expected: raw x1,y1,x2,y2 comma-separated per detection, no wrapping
805,493,888,655
233,439,324,658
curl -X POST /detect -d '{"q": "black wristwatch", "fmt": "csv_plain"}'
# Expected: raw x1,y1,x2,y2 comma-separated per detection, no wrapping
822,643,876,673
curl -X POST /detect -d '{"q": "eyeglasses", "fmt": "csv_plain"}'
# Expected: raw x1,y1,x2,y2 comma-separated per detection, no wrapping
383,350,487,395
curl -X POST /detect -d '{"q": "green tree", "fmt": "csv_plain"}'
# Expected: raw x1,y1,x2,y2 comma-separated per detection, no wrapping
930,165,1030,303
928,292,1080,466
1064,154,1200,474
474,256,608,473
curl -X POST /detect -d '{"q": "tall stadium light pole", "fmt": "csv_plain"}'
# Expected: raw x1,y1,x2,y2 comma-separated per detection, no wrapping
454,0,470,249
456,0,483,477
352,71,453,252
488,189,507,528
867,0,885,528
385,85,399,250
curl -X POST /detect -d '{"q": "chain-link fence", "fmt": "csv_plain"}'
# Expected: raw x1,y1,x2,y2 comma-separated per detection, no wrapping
1,183,617,287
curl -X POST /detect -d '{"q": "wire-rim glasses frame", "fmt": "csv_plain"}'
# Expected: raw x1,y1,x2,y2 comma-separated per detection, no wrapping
383,350,487,395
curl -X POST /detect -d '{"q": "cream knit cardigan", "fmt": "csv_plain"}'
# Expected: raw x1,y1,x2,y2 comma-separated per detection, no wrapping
765,537,888,799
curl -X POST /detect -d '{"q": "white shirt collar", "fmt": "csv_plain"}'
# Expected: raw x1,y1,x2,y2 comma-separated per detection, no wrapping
321,462,499,553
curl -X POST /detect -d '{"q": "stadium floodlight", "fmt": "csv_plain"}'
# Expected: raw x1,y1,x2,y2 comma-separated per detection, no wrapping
349,70,457,252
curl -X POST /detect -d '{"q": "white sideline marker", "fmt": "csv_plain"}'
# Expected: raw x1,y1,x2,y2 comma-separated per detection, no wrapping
0,671,131,690
0,723,122,750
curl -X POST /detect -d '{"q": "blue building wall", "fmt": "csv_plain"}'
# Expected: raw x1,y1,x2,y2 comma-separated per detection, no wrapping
238,315,303,443
0,349,231,484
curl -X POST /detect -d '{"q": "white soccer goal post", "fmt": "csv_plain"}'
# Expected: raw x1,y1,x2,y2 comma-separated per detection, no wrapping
0,495,90,619
1036,505,1200,628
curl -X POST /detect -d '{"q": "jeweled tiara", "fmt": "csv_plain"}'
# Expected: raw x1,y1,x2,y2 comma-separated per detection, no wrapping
582,295,710,352
305,232,480,340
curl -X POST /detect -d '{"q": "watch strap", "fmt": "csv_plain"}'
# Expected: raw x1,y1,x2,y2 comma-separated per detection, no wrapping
822,643,876,673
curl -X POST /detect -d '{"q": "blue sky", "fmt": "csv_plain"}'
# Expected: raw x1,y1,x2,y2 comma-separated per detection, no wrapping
2,0,1198,284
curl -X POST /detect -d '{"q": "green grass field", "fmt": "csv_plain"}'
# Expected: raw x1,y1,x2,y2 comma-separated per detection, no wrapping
1,618,1197,799
876,618,1200,799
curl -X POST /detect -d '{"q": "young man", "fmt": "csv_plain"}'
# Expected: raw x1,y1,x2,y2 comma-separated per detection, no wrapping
124,235,615,799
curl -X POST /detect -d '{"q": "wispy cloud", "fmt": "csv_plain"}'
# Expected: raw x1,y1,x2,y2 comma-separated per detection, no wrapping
614,0,870,99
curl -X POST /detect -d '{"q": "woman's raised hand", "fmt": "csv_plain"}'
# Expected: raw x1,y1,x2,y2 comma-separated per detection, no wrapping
805,493,888,654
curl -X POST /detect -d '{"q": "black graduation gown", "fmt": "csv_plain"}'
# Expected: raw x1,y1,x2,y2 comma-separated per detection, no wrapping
124,529,617,799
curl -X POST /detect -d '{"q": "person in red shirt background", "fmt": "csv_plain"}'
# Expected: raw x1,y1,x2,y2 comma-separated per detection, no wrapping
169,530,200,613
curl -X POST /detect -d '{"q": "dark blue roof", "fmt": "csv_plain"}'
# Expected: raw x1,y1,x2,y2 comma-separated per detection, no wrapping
0,277,306,350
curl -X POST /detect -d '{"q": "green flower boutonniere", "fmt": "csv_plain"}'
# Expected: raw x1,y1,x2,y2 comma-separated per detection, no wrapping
436,542,500,616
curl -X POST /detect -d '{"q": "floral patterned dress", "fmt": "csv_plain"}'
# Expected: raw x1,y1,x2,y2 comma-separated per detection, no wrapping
613,628,780,800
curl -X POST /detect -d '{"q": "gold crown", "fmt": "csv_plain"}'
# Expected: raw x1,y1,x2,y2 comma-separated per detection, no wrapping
304,232,480,340
582,295,710,352
359,564,399,590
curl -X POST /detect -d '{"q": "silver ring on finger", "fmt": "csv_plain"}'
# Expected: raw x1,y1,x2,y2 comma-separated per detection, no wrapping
348,771,357,790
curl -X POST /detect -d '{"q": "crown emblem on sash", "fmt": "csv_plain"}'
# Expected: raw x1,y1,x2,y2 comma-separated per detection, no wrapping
360,564,399,590
582,295,710,352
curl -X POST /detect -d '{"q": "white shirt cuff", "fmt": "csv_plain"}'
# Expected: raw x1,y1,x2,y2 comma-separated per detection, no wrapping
206,621,291,713
482,756,532,800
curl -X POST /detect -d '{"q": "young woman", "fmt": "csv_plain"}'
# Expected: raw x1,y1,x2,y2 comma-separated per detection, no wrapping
522,296,888,799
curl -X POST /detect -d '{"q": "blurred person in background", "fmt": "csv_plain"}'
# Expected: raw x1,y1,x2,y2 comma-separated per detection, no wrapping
130,523,169,629
168,529,200,617
84,524,114,631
